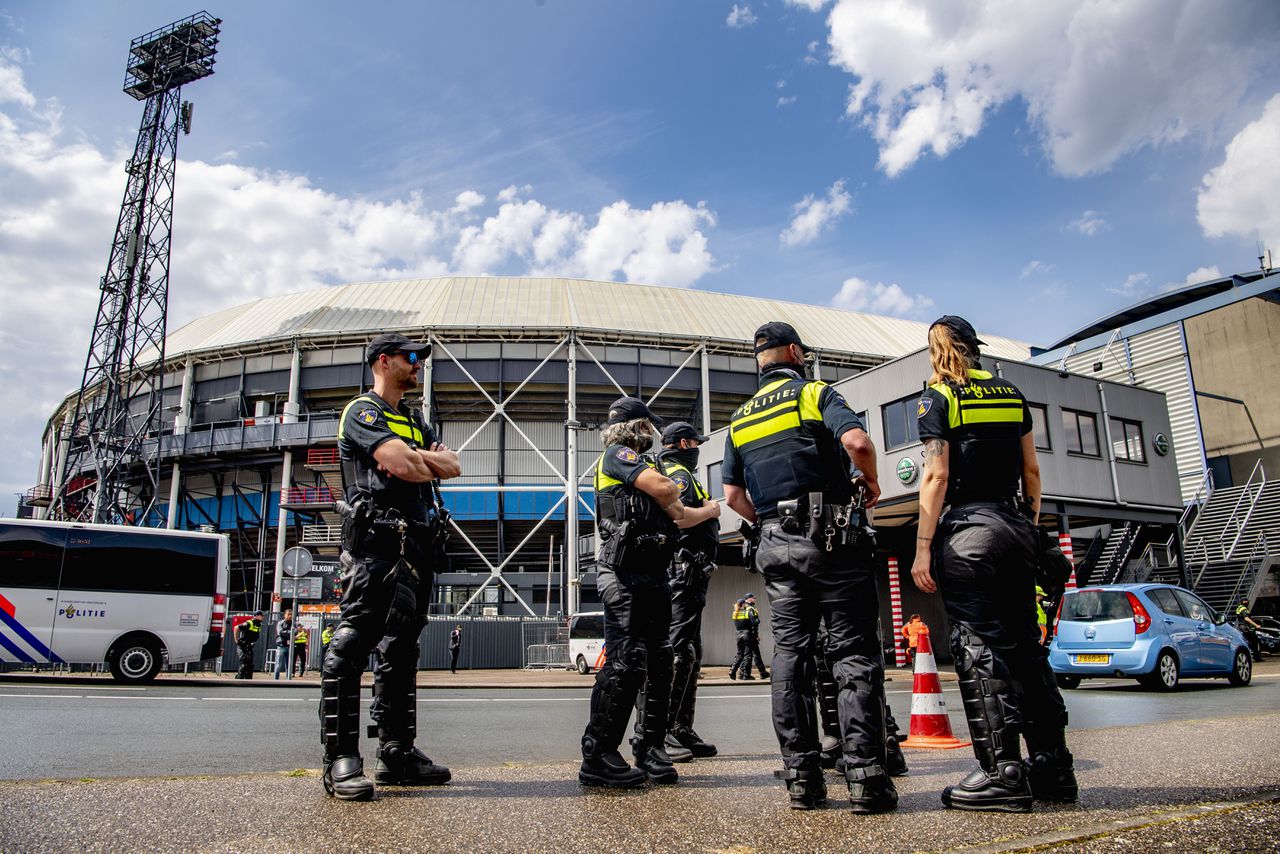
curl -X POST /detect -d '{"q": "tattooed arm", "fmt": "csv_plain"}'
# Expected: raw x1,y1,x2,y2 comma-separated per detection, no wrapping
1020,432,1041,526
911,438,949,593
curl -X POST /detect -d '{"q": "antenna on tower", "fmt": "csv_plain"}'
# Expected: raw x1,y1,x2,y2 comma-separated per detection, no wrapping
53,12,222,525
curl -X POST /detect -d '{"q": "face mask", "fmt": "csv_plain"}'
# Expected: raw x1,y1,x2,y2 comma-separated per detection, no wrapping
666,446,700,470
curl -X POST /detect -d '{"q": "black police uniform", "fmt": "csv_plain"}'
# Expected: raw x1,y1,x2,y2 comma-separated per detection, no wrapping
744,599,769,677
729,600,755,679
580,443,680,786
1235,603,1262,659
814,619,907,776
917,367,1074,809
319,390,450,799
722,364,894,811
658,447,720,757
235,617,261,679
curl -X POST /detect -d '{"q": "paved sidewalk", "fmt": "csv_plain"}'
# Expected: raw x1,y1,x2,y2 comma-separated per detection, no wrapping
2,712,1278,853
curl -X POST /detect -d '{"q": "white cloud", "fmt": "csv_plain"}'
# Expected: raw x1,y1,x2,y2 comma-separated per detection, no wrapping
786,0,832,10
1161,265,1223,293
0,51,719,498
831,276,934,317
1108,272,1150,298
726,4,759,29
804,40,822,66
1067,210,1107,237
0,46,34,108
1020,260,1055,278
780,179,852,247
1197,94,1280,252
823,0,1280,177
777,95,798,108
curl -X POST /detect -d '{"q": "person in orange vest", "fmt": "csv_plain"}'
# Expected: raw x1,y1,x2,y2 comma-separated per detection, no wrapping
901,614,929,665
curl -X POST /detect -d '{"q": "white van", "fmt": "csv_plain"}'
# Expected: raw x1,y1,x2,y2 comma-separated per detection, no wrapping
0,518,230,683
569,611,606,675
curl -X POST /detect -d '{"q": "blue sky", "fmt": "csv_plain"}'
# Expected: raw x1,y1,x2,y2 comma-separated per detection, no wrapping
1,1,1278,499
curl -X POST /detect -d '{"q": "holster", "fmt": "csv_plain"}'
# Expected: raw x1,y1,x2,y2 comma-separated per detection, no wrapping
776,493,869,551
337,498,375,553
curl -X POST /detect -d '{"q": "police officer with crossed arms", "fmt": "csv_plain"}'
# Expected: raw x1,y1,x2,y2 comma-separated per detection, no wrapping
723,321,896,813
656,421,722,760
579,397,687,788
320,333,461,801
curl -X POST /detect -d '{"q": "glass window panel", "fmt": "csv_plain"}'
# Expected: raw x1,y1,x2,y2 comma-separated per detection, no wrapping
1029,404,1051,451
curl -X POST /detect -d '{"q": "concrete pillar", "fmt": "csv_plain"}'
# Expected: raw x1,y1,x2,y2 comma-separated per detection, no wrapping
566,332,579,617
167,361,195,529
272,344,303,614
700,343,712,437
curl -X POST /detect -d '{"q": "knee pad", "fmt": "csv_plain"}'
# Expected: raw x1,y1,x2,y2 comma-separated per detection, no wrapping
324,626,367,678
672,640,697,669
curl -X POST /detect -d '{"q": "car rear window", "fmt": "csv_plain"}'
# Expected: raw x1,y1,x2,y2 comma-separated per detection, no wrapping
1060,590,1133,622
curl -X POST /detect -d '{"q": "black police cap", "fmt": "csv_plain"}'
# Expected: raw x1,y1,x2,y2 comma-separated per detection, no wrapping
661,421,709,445
366,333,431,365
929,315,986,348
605,396,664,427
753,321,811,354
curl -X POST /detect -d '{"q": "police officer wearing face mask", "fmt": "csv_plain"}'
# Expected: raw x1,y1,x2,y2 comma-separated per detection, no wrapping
320,332,462,801
234,611,263,679
579,397,687,788
722,322,895,813
911,315,1075,812
656,421,722,760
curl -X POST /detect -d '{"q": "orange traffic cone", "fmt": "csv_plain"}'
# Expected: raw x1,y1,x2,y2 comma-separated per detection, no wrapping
899,631,970,749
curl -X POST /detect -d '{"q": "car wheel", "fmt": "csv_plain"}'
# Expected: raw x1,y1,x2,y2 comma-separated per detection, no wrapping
576,655,591,675
1141,650,1179,691
109,638,162,684
1056,674,1081,690
1227,648,1252,686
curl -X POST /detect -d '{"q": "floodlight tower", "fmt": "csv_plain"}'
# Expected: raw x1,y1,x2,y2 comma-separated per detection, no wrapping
54,12,221,524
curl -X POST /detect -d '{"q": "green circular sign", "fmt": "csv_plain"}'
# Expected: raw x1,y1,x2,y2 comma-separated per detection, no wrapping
896,456,918,485
1152,432,1170,456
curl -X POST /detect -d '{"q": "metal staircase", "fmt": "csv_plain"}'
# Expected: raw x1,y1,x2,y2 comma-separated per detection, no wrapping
1184,462,1280,612
1095,522,1142,585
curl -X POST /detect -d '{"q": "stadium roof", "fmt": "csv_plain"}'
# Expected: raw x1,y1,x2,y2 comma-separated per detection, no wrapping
163,276,1030,362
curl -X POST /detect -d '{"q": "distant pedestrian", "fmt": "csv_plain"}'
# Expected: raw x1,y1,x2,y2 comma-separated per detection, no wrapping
234,611,263,679
274,609,293,680
294,625,309,676
1036,587,1050,646
901,614,929,665
743,594,768,679
729,598,754,680
321,623,334,659
449,625,462,673
1236,599,1264,660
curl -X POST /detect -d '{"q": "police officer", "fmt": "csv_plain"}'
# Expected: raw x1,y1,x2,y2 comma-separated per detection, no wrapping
234,611,263,679
320,332,462,801
294,625,309,676
320,623,334,658
579,397,686,788
911,315,1075,812
1236,599,1264,660
657,421,722,759
743,593,769,679
813,620,908,778
723,321,895,813
729,598,755,680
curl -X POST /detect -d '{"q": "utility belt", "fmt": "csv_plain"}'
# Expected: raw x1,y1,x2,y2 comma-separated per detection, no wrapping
597,519,674,570
946,490,1019,510
774,491,874,552
336,496,449,564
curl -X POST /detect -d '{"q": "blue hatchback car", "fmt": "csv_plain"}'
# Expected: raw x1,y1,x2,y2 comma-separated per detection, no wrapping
1049,583,1252,690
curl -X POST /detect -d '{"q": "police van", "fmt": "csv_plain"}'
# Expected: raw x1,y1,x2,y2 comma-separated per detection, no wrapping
0,518,229,683
569,611,605,674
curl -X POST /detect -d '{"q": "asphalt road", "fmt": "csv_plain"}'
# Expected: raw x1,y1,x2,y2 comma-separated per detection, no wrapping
2,670,1278,780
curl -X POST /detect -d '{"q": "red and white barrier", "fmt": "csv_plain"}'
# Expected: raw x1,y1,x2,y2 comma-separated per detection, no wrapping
1059,531,1077,590
887,556,907,668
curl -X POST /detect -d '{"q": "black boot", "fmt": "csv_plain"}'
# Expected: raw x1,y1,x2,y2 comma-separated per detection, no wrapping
941,629,1031,813
845,763,899,814
885,734,909,777
775,767,827,810
667,726,717,758
820,735,841,770
632,738,680,783
632,653,685,776
579,742,647,788
320,672,374,801
374,742,451,786
1025,747,1078,802
580,650,647,788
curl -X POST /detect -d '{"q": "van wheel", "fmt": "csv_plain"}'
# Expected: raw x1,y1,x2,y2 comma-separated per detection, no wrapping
1140,650,1179,691
109,638,162,684
576,655,591,675
1228,648,1252,686
1056,674,1081,689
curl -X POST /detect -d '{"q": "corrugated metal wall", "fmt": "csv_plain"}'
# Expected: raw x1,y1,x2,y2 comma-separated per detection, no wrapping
1064,322,1205,501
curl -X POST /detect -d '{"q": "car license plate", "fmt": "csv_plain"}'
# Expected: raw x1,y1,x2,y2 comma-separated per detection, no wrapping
1073,654,1110,664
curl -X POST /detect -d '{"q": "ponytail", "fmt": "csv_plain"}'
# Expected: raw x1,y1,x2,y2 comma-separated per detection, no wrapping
928,323,976,388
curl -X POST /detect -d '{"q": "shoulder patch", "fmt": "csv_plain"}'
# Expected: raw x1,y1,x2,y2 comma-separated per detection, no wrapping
671,472,691,492
357,407,379,425
916,397,933,419
616,447,639,462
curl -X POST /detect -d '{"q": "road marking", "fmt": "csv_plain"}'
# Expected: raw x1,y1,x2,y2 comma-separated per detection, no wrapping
0,693,85,699
201,696,310,702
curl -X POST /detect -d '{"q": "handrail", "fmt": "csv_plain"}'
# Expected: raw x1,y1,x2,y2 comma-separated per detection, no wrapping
1141,466,1214,585
1226,531,1270,609
1221,460,1266,560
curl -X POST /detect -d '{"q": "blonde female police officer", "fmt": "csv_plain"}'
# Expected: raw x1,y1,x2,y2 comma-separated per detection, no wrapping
911,315,1077,812
321,333,461,801
579,397,688,788
723,322,895,813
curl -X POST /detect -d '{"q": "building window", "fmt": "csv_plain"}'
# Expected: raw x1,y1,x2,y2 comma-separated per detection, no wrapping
1028,403,1052,451
1110,417,1146,463
882,395,922,450
1062,409,1100,457
704,461,723,498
